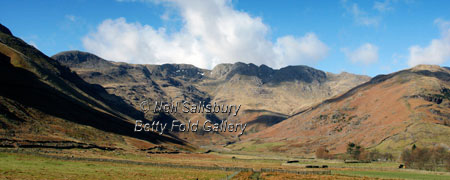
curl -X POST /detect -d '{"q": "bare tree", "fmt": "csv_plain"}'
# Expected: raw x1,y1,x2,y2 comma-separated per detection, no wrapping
316,146,330,159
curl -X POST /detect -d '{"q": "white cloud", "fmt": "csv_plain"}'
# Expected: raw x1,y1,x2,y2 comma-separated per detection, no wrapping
342,1,380,27
435,18,450,30
274,34,329,68
83,0,328,69
28,41,39,49
408,18,450,67
65,15,76,22
374,0,394,12
342,43,379,64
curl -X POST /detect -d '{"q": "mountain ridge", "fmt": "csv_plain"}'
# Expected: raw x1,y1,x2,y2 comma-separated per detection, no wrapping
237,64,450,156
52,50,371,148
0,27,188,151
3,24,448,156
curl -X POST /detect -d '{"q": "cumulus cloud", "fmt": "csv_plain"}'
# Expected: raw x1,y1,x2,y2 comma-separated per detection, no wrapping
274,34,329,68
342,43,379,64
83,0,328,69
408,18,450,67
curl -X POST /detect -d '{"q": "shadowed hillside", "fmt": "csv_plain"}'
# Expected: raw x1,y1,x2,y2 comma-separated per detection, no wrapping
0,24,188,151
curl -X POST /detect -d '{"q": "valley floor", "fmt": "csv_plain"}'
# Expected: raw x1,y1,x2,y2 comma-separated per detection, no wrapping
1,149,450,180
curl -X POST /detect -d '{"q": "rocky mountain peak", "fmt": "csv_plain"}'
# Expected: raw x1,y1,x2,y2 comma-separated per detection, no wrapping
210,63,234,78
411,64,450,73
51,50,113,69
152,63,206,78
211,62,326,84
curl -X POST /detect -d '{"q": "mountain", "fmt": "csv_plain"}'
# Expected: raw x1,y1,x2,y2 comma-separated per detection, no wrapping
8,22,440,157
0,24,187,151
238,64,450,156
52,50,370,148
205,62,370,115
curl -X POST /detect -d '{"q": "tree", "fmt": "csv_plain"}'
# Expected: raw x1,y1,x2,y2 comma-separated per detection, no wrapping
446,153,450,171
354,145,362,159
347,142,356,155
431,146,447,165
358,148,370,161
415,147,432,170
401,145,449,171
346,142,356,159
346,142,365,160
401,148,412,167
382,152,394,162
316,146,330,159
368,149,393,161
369,149,380,161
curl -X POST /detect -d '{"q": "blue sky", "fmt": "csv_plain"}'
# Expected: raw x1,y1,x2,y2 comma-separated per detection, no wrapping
1,0,450,76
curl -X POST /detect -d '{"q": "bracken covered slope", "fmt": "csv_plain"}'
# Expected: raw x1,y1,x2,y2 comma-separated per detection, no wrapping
240,65,450,156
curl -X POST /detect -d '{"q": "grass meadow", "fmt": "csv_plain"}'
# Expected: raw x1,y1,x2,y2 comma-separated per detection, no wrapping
1,150,450,179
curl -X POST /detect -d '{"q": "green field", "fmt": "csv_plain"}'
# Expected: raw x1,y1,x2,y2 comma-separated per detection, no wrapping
0,152,231,180
334,170,450,180
1,151,450,180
